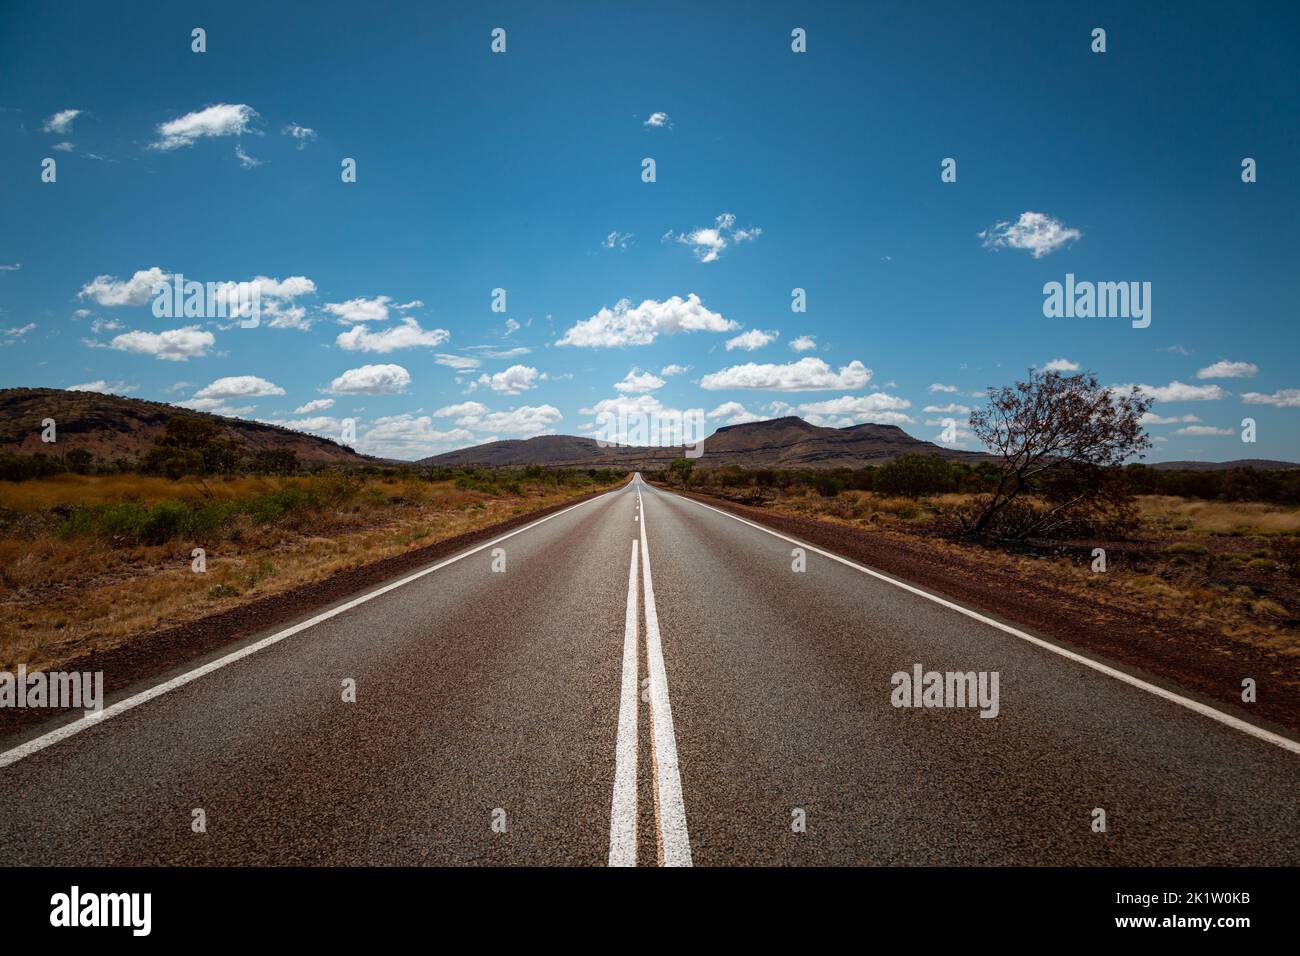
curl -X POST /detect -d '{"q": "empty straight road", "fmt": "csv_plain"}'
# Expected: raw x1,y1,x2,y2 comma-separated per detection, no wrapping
1,475,1297,865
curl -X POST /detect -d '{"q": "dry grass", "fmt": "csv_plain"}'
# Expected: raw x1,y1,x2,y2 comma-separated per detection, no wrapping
0,473,621,670
1139,495,1300,535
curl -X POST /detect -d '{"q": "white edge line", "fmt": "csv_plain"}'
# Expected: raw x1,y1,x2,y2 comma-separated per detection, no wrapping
658,484,1300,758
637,479,694,865
608,538,639,867
0,482,633,770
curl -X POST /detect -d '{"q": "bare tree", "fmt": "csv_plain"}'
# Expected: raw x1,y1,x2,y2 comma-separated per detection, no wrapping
965,369,1152,538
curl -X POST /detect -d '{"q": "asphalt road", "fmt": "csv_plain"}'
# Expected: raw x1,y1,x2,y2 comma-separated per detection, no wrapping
1,475,1297,866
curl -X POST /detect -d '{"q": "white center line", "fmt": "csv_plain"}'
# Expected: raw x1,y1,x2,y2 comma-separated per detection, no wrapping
608,538,640,867
637,477,693,866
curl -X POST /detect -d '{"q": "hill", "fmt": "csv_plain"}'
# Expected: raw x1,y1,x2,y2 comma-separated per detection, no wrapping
1148,459,1300,472
0,388,373,465
421,416,992,469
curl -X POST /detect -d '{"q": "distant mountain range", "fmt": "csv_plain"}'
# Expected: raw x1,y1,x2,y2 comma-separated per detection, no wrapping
0,388,372,465
420,416,993,469
3,389,1296,472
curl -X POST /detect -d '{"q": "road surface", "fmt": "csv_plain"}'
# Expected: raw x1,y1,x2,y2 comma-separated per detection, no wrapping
1,475,1297,865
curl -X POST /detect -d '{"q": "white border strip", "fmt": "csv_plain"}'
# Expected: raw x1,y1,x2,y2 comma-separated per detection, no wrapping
637,480,694,865
0,483,630,770
608,539,640,866
659,485,1300,757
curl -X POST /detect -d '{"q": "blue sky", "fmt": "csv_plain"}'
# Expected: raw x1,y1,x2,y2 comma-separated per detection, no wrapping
2,0,1297,462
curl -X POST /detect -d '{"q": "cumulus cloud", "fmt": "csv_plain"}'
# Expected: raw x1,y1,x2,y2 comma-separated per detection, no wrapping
327,364,411,395
665,212,762,263
1043,357,1080,372
1174,425,1232,436
151,103,260,151
355,414,476,459
924,403,971,415
433,401,563,437
725,329,779,352
700,357,872,392
928,383,958,393
1141,412,1200,425
1121,381,1227,403
707,401,764,425
79,267,170,306
643,112,672,128
68,380,137,395
475,364,542,395
323,295,394,324
1241,389,1300,408
108,326,214,361
979,211,1081,258
1196,360,1258,379
43,109,82,134
557,293,736,347
336,317,450,353
614,368,666,393
578,394,706,445
660,364,691,376
789,335,816,352
192,375,285,401
294,398,334,414
795,393,914,426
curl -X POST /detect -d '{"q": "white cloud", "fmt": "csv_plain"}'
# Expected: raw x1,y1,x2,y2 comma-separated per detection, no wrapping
614,368,666,393
328,364,411,395
1043,357,1080,372
0,263,20,271
578,394,706,445
1241,389,1300,408
435,353,480,370
79,267,170,306
707,401,764,425
1196,360,1258,379
1175,425,1233,436
643,112,672,128
796,393,914,426
928,383,958,393
355,414,476,459
660,364,691,376
700,357,872,392
434,401,562,437
68,380,137,395
558,293,736,347
475,364,542,395
52,141,75,152
294,398,334,414
190,376,285,403
665,212,762,263
336,317,450,353
108,326,214,361
789,335,816,352
2,323,35,340
924,403,971,415
602,231,635,249
282,123,317,149
980,211,1081,258
89,317,123,334
43,109,82,134
1141,412,1200,425
725,329,779,352
234,144,263,169
151,103,259,151
323,295,393,324
1122,381,1228,402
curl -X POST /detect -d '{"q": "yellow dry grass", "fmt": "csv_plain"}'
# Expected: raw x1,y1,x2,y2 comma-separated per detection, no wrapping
0,476,621,671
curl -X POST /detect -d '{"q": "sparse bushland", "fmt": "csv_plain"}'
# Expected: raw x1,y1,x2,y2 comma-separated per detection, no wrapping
0,465,625,670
